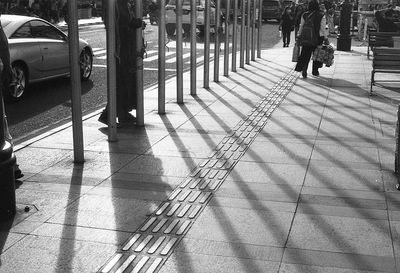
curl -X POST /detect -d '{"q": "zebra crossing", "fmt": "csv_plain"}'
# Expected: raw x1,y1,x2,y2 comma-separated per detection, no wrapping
92,47,209,65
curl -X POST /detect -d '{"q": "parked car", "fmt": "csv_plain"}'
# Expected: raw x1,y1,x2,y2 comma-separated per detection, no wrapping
262,0,282,22
1,15,93,101
165,0,218,36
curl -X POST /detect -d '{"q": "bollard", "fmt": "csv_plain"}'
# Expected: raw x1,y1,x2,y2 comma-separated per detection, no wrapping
246,0,251,64
158,0,166,114
257,0,262,58
251,0,256,61
232,0,238,72
214,0,221,82
190,0,197,95
176,0,184,103
240,0,245,68
0,140,16,219
223,0,231,76
203,0,211,88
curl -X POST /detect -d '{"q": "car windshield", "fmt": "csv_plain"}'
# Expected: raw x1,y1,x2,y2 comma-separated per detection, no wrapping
168,0,202,5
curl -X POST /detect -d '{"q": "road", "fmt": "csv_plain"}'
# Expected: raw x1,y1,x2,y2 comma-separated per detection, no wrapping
5,19,281,145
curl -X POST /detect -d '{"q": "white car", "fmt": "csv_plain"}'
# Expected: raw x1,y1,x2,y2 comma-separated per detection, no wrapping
165,0,219,36
1,15,93,101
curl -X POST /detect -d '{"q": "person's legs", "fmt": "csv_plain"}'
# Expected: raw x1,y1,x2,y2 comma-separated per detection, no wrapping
287,31,291,46
295,46,313,77
312,60,322,76
282,31,288,46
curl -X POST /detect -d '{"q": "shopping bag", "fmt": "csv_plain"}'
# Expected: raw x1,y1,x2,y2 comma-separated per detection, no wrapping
312,44,335,67
292,44,300,62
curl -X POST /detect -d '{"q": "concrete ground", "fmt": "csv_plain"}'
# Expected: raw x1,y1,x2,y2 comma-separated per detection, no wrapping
1,36,400,273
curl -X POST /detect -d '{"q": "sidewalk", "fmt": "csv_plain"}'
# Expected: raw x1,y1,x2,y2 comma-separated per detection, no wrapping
1,43,400,273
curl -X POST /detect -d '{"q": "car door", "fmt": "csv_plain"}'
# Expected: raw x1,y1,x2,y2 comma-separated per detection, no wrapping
8,21,43,81
30,20,69,78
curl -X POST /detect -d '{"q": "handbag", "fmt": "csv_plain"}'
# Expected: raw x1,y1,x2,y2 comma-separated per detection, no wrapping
312,44,335,67
292,43,300,62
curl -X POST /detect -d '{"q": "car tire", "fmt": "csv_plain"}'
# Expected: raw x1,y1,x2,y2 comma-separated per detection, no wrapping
7,63,28,102
166,24,176,36
80,48,93,81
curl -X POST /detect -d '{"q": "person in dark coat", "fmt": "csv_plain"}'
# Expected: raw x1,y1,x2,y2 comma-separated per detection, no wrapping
0,15,23,180
280,6,294,47
295,0,327,78
99,0,145,125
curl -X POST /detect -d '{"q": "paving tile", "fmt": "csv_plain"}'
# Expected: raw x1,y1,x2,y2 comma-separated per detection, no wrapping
23,173,103,186
287,214,393,257
14,147,71,174
0,235,117,273
279,263,391,273
318,119,376,139
158,252,280,273
297,203,388,220
0,232,27,253
175,238,284,261
261,116,320,137
241,141,313,165
98,172,181,190
299,194,387,210
119,154,201,177
146,134,221,157
47,195,159,232
15,189,81,222
301,186,385,201
311,143,379,165
31,223,131,245
282,248,396,272
322,107,372,121
186,206,293,247
226,161,308,186
209,196,297,213
217,182,301,203
271,105,325,118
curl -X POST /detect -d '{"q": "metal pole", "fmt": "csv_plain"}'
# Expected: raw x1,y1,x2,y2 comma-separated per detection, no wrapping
106,0,117,142
67,0,84,163
214,0,221,82
257,0,262,58
158,0,166,114
251,0,256,61
240,0,245,68
176,0,184,103
190,0,197,95
203,0,210,88
135,0,144,125
223,0,230,76
232,0,238,72
246,0,251,64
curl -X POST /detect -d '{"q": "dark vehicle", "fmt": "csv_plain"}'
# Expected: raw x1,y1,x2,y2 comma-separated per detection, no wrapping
262,0,282,22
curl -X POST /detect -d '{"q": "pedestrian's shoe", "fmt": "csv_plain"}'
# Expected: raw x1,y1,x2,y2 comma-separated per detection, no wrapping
14,164,23,180
312,70,320,76
283,43,286,47
98,111,108,125
302,69,307,78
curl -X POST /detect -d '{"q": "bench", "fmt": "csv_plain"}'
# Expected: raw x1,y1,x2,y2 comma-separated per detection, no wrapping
371,48,400,93
367,31,400,59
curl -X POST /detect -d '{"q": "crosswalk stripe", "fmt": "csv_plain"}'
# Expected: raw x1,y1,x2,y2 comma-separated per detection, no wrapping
144,51,175,62
166,52,191,64
93,49,107,56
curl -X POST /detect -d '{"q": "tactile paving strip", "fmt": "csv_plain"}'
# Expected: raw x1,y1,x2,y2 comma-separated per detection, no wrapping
98,69,299,273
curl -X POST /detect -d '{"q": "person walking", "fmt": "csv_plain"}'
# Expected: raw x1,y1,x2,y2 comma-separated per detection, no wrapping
295,0,328,78
0,15,23,180
279,6,294,47
98,0,146,125
294,2,306,38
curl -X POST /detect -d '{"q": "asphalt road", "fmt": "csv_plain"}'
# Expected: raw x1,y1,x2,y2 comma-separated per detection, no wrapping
5,19,281,145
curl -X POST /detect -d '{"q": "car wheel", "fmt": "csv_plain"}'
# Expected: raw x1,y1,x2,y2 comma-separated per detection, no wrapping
166,24,176,36
7,63,28,102
80,48,92,80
